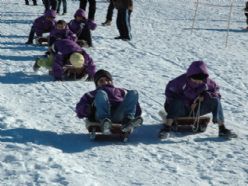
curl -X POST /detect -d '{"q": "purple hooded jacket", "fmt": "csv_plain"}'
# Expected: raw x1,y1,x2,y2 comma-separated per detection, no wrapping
52,39,96,80
76,84,142,119
165,61,221,108
33,10,56,37
68,9,97,35
49,27,77,46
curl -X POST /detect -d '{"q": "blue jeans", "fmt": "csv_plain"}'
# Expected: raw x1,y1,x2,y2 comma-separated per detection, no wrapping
94,90,138,123
165,97,224,123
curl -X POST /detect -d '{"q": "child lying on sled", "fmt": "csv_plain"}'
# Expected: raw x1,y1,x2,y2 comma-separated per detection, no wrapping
159,60,237,139
33,39,96,81
76,69,142,134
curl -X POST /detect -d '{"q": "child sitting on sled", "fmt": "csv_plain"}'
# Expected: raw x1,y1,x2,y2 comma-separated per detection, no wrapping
48,20,77,46
25,9,56,44
76,69,142,134
68,9,97,47
33,39,96,81
159,60,237,139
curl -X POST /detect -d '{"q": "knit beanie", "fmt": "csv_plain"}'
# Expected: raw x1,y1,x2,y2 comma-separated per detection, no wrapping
94,69,112,86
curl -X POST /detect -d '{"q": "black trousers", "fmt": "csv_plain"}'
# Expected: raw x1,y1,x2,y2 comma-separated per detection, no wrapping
245,13,248,24
25,0,37,5
116,9,132,39
43,0,57,11
57,0,67,13
106,0,114,21
78,27,92,47
80,0,96,20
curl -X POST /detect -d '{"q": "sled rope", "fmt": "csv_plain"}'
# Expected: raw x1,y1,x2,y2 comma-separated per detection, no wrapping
190,97,202,132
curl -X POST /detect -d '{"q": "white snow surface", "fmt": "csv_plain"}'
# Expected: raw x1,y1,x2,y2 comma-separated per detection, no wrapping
0,0,248,185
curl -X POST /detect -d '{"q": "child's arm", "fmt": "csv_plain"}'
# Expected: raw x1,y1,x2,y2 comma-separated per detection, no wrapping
76,92,95,119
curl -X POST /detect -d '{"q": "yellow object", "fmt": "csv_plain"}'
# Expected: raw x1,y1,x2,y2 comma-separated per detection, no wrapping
69,52,85,68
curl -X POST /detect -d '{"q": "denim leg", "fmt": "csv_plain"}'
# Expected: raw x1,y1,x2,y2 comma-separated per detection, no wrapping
112,90,138,123
199,97,224,123
94,90,111,121
166,99,189,119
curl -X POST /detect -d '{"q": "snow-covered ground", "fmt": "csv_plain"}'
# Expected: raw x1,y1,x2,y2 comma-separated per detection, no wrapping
0,0,248,185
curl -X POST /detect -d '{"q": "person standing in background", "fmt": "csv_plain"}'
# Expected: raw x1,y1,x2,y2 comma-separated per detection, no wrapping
102,0,114,26
79,0,96,20
57,0,67,15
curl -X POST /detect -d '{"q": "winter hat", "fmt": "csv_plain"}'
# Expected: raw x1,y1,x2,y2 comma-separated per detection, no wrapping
190,73,208,80
74,9,86,19
69,52,84,68
44,9,56,18
94,69,113,85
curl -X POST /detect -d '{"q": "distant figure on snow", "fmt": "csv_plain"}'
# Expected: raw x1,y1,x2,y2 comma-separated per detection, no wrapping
112,0,133,41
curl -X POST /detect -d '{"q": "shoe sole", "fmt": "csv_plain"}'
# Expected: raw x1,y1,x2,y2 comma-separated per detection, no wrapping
122,117,143,132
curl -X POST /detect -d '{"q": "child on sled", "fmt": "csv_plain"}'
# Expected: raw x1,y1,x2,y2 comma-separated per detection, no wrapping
68,9,97,47
48,20,77,46
33,39,96,81
76,69,142,134
25,9,56,44
159,61,237,139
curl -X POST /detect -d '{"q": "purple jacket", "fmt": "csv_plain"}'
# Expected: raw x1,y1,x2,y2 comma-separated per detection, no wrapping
68,9,97,35
52,39,96,80
49,27,77,46
165,61,220,108
33,10,56,37
76,84,142,119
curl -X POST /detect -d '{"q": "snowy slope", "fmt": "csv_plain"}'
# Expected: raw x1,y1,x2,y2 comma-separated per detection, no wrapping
0,0,248,185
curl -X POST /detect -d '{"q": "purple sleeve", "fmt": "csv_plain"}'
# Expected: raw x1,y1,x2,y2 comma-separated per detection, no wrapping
52,54,64,80
33,16,44,36
76,92,95,118
86,19,97,30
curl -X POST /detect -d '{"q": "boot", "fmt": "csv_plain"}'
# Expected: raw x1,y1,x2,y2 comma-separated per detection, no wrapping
121,116,143,132
159,125,171,139
101,118,112,135
218,125,237,138
101,20,111,26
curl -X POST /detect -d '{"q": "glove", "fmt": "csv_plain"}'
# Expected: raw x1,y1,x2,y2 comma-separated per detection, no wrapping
80,23,85,29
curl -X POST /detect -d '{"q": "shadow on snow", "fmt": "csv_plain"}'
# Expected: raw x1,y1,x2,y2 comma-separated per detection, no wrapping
0,71,51,84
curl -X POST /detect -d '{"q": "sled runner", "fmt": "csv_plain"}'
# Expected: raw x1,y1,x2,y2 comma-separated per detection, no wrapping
35,37,48,45
159,110,210,133
85,117,143,142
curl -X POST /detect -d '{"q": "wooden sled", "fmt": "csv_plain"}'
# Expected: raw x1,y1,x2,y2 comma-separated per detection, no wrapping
85,120,132,142
159,110,210,133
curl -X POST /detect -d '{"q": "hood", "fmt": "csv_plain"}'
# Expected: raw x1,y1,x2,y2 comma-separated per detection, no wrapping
44,9,56,18
186,60,209,78
74,9,86,19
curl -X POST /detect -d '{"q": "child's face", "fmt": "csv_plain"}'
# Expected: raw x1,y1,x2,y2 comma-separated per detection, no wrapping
46,16,54,21
56,23,66,30
76,16,84,21
190,78,203,84
97,77,112,87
